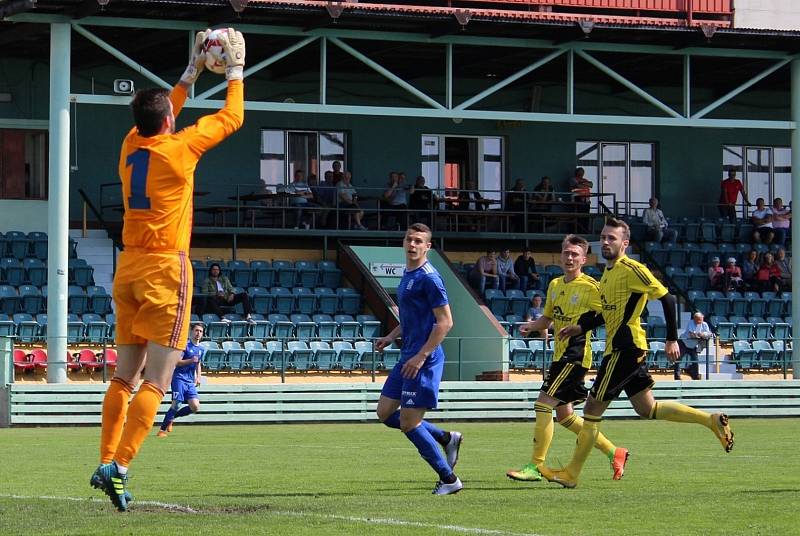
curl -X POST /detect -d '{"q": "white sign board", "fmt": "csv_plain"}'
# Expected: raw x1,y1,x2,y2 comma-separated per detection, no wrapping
370,262,406,277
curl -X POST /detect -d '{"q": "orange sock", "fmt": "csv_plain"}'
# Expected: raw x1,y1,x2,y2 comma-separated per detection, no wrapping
100,377,134,464
114,381,165,468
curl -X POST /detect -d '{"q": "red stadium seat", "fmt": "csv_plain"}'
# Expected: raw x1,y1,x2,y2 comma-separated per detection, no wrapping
30,348,48,370
100,348,117,369
65,351,81,372
13,349,33,372
78,349,103,372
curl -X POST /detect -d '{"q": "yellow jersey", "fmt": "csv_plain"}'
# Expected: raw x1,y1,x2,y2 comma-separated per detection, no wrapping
543,273,602,369
118,80,244,253
599,255,667,356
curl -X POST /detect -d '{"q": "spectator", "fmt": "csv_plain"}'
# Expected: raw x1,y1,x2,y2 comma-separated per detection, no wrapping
742,250,759,287
331,160,344,185
675,311,711,381
457,179,486,211
708,257,724,290
642,197,678,244
312,170,337,228
718,169,750,222
513,248,541,291
506,179,528,232
775,248,792,288
409,175,435,225
532,176,556,206
723,257,744,293
496,248,520,291
468,250,498,295
285,169,319,229
202,263,254,321
382,171,409,230
771,198,791,246
525,294,544,322
337,171,367,230
755,252,782,293
569,167,592,211
751,197,774,244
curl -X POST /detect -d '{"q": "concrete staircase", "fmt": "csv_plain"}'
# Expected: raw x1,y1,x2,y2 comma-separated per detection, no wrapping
69,229,118,304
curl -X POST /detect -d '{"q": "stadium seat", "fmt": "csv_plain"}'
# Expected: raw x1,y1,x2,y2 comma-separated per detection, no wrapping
18,284,43,315
648,316,667,340
203,314,229,340
244,340,270,371
222,341,247,372
753,340,778,368
75,348,102,374
700,222,717,243
191,260,208,284
228,260,252,289
203,345,227,372
248,287,272,315
87,285,112,314
266,340,290,371
24,258,46,287
484,288,509,317
35,313,47,341
13,349,33,372
509,339,533,369
749,298,768,317
68,259,94,287
67,313,84,344
729,295,748,317
227,317,250,340
337,288,361,316
0,285,19,316
293,287,316,315
83,313,109,344
505,289,528,318
772,322,790,341
526,339,545,369
287,341,313,371
357,314,381,339
380,346,401,370
250,260,275,289
295,260,320,289
333,340,359,371
3,259,24,287
273,260,296,288
271,286,294,315
291,313,316,340
29,348,48,370
99,348,117,370
648,341,666,369
310,341,337,371
354,340,377,371
711,296,731,317
5,231,29,260
683,222,700,243
0,313,13,337
772,340,790,369
765,299,784,318
335,314,360,339
314,287,338,315
734,321,753,341
269,313,294,339
716,322,735,342
68,285,89,314
754,322,772,340
317,260,342,289
313,313,338,339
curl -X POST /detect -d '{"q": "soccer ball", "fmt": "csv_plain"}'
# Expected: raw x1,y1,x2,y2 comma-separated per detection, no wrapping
202,29,227,75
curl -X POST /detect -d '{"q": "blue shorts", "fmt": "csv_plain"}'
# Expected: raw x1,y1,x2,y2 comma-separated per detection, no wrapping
380,352,444,409
171,379,198,404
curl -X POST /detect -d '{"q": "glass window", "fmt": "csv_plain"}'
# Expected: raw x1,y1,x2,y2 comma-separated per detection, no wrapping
480,137,503,203
745,147,771,205
422,135,505,203
421,135,441,191
722,145,791,208
320,132,346,182
260,130,285,189
630,142,653,209
261,129,347,188
773,147,792,204
287,131,317,181
600,143,628,214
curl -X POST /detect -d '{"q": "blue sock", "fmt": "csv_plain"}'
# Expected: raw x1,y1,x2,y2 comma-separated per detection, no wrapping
160,407,178,430
382,410,401,429
404,425,454,481
175,406,193,418
383,411,447,444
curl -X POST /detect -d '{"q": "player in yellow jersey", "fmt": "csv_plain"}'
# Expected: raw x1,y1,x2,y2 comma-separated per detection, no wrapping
539,218,734,489
506,235,628,483
89,28,246,511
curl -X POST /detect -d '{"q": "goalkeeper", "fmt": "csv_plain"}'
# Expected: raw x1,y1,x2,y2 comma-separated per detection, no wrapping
89,28,245,512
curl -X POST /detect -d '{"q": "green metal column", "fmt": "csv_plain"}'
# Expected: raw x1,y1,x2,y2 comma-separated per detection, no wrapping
791,60,800,379
47,23,70,383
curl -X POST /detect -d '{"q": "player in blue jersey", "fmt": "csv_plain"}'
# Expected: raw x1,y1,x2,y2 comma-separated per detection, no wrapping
375,222,463,495
157,323,204,437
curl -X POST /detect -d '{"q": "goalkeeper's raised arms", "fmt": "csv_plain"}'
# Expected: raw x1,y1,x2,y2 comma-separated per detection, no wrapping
180,29,211,86
220,28,245,81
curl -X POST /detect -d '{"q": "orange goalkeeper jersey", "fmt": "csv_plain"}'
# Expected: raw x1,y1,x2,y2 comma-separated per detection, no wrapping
118,80,244,253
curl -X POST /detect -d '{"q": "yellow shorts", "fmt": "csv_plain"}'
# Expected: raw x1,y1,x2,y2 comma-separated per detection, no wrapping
113,250,193,349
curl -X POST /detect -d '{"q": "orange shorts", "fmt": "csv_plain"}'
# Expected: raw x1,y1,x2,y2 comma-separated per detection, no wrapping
113,250,193,349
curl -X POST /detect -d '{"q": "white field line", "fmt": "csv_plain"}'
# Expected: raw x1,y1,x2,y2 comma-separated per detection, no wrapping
0,493,544,536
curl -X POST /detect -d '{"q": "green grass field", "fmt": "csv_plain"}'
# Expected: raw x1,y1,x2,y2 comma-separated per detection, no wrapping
0,418,796,535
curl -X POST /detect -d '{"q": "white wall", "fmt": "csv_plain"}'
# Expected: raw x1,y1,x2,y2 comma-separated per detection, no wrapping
0,200,48,233
734,0,800,31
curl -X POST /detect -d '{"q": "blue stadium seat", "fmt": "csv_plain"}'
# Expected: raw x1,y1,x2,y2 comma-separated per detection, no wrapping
271,286,294,315
23,258,46,287
68,259,94,287
250,260,274,289
335,314,360,339
314,287,338,315
248,314,271,339
13,313,38,344
87,285,112,314
310,341,337,371
293,287,316,315
266,340,289,371
273,260,296,288
244,340,270,371
380,346,401,370
734,321,753,341
5,231,29,260
295,260,320,288
313,314,338,340
484,288,509,317
509,339,533,369
317,260,342,289
0,284,19,315
248,287,272,315
333,341,359,371
337,288,361,316
68,285,89,314
732,340,756,369
18,284,43,315
753,340,778,368
354,340,377,371
222,341,247,372
356,314,381,339
228,260,253,288
269,313,293,339
291,313,316,340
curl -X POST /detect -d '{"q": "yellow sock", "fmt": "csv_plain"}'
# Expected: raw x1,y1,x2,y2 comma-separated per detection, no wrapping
650,401,713,429
531,403,554,466
564,414,601,478
114,381,165,468
559,414,616,457
100,377,134,464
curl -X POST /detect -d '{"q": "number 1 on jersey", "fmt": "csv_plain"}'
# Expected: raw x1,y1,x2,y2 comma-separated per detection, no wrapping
126,149,151,209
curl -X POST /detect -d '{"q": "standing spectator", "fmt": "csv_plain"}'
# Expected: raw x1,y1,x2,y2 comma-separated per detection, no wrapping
496,248,520,291
771,198,791,246
718,169,750,222
708,257,724,290
337,171,367,230
751,198,775,244
514,248,541,291
723,258,744,293
741,250,760,288
382,171,409,230
331,160,344,185
775,248,792,288
202,263,254,321
409,175,435,225
755,252,782,293
569,167,592,211
286,169,319,229
642,197,678,243
468,250,498,295
675,312,712,381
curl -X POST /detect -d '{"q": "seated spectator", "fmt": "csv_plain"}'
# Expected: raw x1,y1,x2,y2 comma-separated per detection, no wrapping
506,179,528,232
775,248,792,288
742,250,759,288
569,167,592,212
337,171,367,230
286,169,319,229
675,311,711,381
642,197,678,244
312,170,337,228
723,257,744,293
708,257,724,290
514,248,540,291
751,197,775,244
382,171,409,230
771,197,791,246
755,252,782,293
468,250,498,295
202,263,254,321
457,179,486,211
496,248,520,291
532,176,556,209
408,175,435,225
525,294,544,322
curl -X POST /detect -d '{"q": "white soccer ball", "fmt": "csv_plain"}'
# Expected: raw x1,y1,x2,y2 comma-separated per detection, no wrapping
202,29,227,75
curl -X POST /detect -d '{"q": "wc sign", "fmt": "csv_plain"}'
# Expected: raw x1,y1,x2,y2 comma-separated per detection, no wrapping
369,262,405,277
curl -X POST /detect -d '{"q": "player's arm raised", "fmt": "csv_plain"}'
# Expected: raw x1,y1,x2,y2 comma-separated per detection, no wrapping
171,29,211,118
401,304,453,380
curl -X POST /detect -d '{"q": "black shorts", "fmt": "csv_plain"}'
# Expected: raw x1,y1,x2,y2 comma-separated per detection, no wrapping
590,349,654,403
541,360,589,406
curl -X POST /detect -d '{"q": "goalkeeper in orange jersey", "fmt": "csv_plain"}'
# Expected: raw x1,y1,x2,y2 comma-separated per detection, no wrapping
89,28,245,512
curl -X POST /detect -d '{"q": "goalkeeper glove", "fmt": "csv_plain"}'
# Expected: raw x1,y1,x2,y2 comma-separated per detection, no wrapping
180,29,211,85
220,28,245,81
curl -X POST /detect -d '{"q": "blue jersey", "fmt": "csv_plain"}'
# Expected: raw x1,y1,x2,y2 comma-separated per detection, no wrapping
397,261,448,361
173,341,203,384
